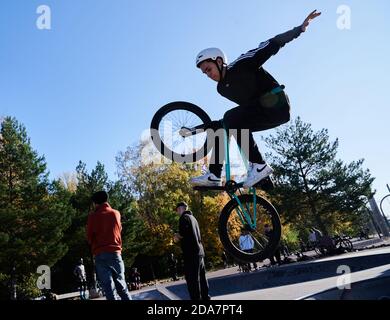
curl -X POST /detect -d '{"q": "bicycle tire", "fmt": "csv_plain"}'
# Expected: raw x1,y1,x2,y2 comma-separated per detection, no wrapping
314,246,323,255
346,239,354,251
218,194,281,263
150,101,211,163
336,239,354,252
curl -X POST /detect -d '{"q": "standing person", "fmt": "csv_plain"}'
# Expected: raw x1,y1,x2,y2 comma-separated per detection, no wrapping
264,224,282,266
73,258,88,300
239,226,258,271
190,10,321,187
129,268,141,290
221,251,228,269
86,191,132,300
308,228,317,248
313,227,323,241
174,202,210,300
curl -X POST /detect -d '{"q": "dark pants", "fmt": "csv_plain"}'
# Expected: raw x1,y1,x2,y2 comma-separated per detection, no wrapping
170,265,178,281
270,247,282,265
209,91,290,177
243,249,258,270
184,256,210,300
77,279,88,299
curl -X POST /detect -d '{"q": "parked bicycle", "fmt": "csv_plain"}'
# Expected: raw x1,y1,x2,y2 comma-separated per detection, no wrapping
307,235,354,256
333,235,354,252
151,101,281,263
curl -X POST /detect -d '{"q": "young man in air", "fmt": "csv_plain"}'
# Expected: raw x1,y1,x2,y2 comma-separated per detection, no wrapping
191,10,321,188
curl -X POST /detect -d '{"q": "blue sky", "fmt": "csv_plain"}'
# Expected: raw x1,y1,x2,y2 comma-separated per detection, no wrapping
1,1,389,216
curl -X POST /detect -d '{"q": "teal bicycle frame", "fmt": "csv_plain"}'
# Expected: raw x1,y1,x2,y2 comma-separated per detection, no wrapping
223,126,257,231
222,85,283,229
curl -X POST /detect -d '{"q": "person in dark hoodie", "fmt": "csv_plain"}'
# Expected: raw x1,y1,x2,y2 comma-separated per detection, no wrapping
174,201,210,300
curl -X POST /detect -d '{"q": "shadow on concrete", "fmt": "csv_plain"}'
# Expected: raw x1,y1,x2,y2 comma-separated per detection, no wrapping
163,250,390,299
300,268,390,300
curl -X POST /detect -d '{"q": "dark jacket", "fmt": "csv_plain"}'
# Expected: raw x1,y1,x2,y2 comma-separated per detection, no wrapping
217,26,303,106
179,211,205,258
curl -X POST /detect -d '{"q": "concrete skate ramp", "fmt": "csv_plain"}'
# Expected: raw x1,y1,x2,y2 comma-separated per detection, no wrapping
164,249,390,299
131,289,170,300
301,273,390,300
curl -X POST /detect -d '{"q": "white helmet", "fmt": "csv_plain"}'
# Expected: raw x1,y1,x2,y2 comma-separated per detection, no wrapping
195,48,227,68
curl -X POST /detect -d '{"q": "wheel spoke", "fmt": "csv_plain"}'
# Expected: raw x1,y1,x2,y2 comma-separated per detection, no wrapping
220,195,281,262
159,109,207,154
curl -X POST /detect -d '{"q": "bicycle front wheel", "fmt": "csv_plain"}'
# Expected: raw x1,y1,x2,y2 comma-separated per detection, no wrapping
218,194,281,263
150,101,211,163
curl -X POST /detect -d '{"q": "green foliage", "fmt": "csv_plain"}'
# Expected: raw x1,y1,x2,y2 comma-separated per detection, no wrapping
53,161,144,292
265,117,374,236
16,274,42,300
0,273,10,300
0,272,41,300
0,117,74,299
195,195,227,268
116,145,226,271
0,114,378,294
281,224,300,252
0,117,48,208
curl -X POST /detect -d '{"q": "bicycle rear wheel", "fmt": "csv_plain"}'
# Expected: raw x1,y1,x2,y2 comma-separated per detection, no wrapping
150,101,211,163
218,194,281,263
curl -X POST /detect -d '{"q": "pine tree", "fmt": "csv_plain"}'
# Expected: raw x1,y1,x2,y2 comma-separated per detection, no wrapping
265,117,374,236
0,117,73,299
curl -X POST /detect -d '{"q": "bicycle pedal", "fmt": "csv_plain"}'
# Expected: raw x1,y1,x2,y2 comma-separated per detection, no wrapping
254,176,275,191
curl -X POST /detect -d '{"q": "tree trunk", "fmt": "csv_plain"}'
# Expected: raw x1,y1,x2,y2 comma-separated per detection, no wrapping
299,162,327,235
10,264,17,300
9,166,13,205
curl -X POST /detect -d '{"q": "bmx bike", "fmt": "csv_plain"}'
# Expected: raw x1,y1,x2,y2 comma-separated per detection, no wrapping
150,101,281,263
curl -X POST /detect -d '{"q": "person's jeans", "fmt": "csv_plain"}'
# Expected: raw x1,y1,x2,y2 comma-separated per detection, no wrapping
77,279,88,300
94,252,132,300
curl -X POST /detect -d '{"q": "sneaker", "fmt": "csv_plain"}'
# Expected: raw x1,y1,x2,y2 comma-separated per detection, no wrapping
243,163,273,188
190,172,222,187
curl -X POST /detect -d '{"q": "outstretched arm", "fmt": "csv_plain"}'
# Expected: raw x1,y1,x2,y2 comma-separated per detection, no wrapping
237,10,321,67
273,10,321,47
271,26,303,49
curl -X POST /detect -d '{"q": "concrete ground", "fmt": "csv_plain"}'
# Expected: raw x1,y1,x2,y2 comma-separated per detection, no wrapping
89,237,390,300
